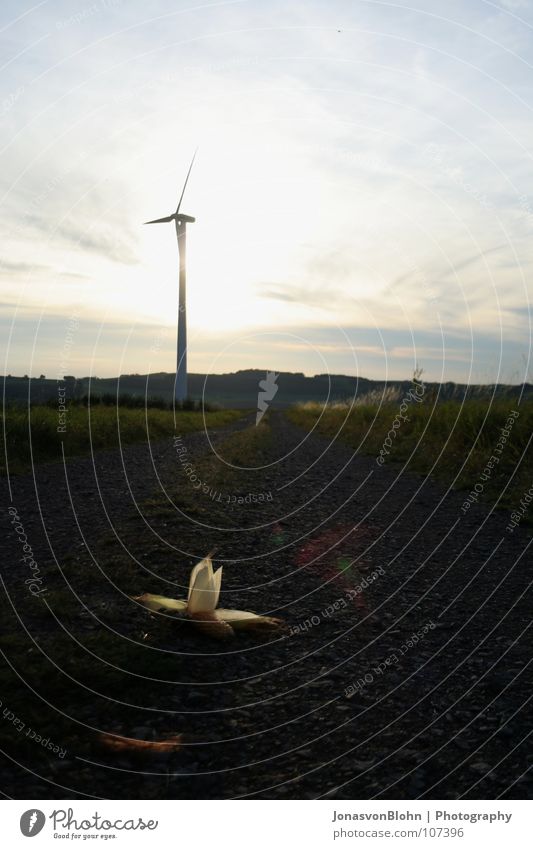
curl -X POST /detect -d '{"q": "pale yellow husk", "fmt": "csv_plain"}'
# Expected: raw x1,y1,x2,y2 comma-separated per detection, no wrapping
134,556,283,639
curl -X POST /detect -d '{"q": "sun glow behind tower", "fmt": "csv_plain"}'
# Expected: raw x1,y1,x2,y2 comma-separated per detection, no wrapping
144,151,197,402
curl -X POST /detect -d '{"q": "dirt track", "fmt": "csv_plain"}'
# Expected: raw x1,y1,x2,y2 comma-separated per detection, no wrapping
1,411,532,799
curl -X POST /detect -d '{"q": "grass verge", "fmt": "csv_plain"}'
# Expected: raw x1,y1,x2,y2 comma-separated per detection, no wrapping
288,398,533,517
1,404,243,474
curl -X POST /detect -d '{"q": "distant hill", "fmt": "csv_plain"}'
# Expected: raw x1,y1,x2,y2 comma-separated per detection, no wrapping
2,370,532,408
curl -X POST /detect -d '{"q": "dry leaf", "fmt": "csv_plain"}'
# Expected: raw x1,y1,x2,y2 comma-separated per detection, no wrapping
97,732,182,756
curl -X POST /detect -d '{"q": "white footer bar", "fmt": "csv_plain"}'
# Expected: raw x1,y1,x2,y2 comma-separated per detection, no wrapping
3,800,531,847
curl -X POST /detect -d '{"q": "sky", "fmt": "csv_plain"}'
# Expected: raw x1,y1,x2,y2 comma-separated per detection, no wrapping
1,0,532,383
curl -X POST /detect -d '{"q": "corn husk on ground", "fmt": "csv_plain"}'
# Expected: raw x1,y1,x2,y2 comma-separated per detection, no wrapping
97,732,182,759
134,555,283,639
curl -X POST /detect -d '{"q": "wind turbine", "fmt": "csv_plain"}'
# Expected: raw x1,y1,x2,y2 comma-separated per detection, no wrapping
145,151,197,403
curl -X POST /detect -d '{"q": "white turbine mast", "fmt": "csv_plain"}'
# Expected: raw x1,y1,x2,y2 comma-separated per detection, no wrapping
144,150,197,403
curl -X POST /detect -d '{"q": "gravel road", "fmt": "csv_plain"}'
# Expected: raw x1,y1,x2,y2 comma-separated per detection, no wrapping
1,410,531,799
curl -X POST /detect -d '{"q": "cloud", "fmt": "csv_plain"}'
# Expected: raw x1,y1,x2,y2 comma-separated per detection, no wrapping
433,245,509,281
55,222,138,265
258,282,343,309
0,259,49,274
0,258,89,279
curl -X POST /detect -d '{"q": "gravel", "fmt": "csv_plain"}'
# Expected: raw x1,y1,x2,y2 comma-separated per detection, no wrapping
1,411,531,799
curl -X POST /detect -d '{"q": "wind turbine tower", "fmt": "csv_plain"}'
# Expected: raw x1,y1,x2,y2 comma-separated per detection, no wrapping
145,152,197,403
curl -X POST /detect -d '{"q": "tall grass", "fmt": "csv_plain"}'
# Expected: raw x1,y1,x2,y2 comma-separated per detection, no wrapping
1,404,242,474
289,397,533,515
298,385,403,411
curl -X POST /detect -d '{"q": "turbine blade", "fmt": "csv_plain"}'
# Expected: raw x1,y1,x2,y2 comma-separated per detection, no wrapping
175,147,198,215
144,215,175,224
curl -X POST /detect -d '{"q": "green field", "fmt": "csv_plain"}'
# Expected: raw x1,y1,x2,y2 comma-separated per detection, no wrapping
289,395,533,517
1,404,242,474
